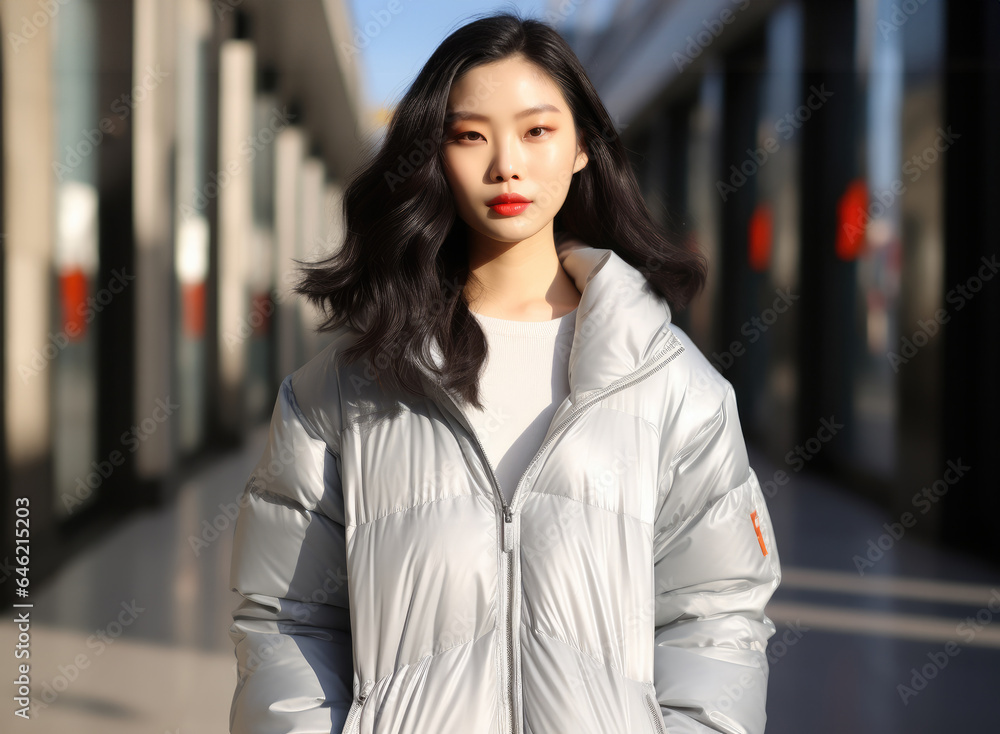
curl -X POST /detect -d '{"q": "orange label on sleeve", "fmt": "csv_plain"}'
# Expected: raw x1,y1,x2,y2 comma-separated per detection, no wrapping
751,510,768,557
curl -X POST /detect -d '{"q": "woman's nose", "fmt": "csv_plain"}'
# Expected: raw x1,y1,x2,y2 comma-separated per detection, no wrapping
490,140,522,182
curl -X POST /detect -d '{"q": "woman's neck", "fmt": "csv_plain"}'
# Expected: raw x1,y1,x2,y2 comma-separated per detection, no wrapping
463,228,581,321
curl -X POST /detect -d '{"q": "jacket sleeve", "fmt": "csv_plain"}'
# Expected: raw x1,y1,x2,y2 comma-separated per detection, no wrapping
228,374,354,733
652,383,781,734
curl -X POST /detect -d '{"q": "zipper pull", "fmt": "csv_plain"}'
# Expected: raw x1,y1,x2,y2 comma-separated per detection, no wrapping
503,505,514,552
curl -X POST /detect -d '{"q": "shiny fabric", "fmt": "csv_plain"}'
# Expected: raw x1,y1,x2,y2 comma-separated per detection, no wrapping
228,239,782,734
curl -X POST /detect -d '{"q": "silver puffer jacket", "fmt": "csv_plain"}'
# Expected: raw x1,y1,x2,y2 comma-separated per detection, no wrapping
228,240,782,734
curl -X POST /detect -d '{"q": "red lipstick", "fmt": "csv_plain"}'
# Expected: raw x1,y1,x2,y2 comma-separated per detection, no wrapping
486,192,532,216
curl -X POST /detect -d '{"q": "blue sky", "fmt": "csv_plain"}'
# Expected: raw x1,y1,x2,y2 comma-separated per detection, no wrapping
344,0,620,113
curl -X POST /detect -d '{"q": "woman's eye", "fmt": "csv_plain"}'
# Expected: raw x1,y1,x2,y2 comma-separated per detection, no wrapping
452,128,549,142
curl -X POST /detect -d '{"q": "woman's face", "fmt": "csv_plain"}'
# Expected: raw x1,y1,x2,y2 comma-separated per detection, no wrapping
441,54,588,247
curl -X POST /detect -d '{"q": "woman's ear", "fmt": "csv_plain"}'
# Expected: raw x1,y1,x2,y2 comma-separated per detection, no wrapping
573,132,589,174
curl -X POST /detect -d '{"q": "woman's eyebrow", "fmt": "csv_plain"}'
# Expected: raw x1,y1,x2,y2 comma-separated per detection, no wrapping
445,103,562,125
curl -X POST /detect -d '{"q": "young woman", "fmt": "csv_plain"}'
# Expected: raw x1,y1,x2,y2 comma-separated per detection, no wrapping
228,11,781,734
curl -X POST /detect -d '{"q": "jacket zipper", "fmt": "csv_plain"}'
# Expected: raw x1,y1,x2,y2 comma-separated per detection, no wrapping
343,679,374,734
433,330,684,734
459,429,516,733
645,689,667,734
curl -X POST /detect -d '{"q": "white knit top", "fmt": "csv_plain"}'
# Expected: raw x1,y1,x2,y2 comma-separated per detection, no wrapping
461,307,578,507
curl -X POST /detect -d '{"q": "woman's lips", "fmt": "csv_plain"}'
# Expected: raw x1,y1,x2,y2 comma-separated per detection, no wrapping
489,202,531,216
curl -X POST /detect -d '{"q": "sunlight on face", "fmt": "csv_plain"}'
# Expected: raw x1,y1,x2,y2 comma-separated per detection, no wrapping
440,53,588,248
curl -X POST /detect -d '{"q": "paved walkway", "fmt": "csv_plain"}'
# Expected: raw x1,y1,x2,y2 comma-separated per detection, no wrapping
0,425,269,734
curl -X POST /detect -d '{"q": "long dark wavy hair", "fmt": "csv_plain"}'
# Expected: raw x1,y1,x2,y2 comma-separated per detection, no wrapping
293,10,707,409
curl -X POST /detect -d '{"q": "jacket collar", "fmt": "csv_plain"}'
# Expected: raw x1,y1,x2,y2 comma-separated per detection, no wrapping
556,237,675,399
421,238,676,403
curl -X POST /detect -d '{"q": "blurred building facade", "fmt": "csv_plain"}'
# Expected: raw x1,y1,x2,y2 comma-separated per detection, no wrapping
1,0,370,598
2,0,997,601
561,0,999,565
